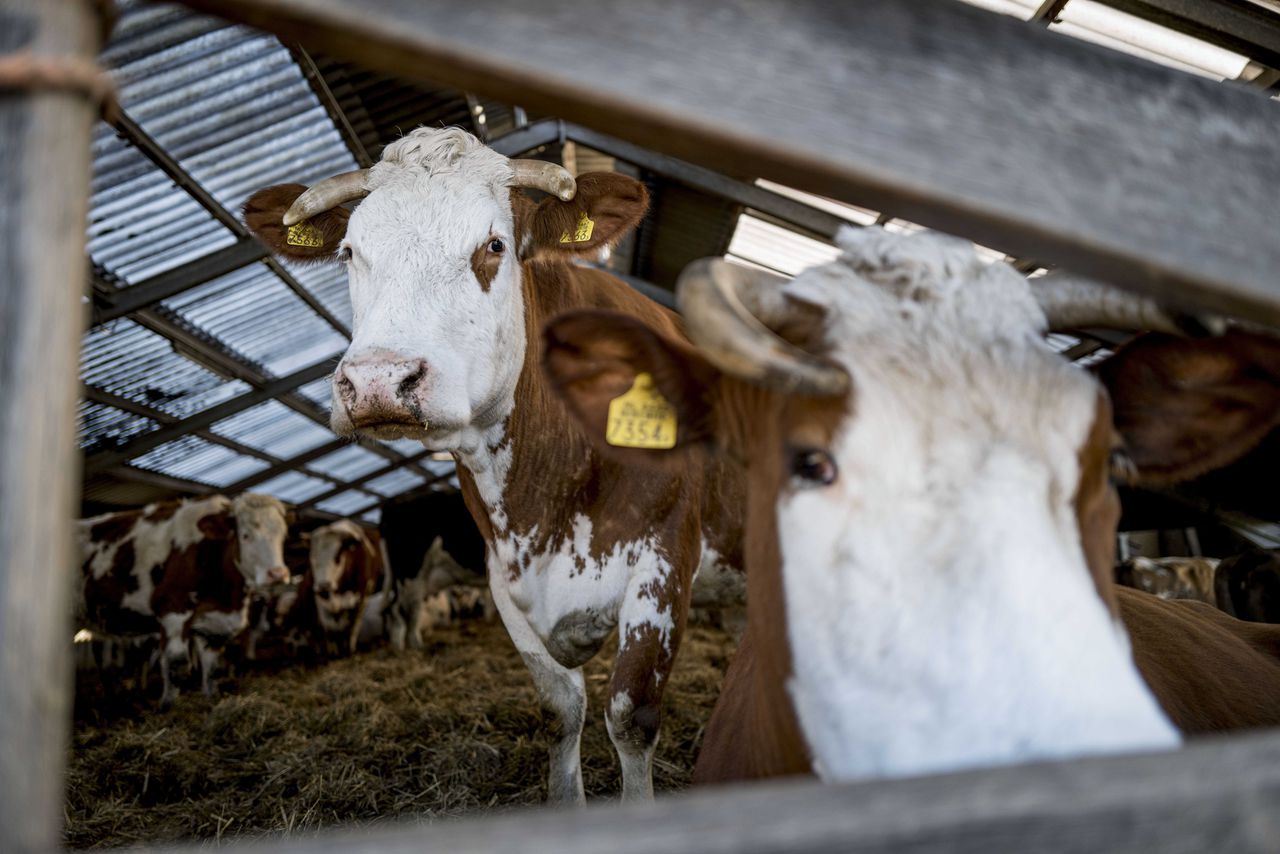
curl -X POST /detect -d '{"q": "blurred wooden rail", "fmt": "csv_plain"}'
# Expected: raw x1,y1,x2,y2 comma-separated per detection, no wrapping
174,0,1280,324
0,2,100,853
142,730,1280,854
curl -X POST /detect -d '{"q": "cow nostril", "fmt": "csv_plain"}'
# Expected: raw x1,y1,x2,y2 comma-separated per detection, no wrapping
395,362,428,401
335,370,357,405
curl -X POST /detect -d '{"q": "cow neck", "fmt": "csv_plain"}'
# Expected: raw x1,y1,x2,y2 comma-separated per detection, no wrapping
455,260,687,553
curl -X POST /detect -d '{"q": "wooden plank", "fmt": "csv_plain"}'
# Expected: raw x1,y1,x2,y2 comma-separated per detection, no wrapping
172,0,1280,324
142,729,1280,854
0,2,101,851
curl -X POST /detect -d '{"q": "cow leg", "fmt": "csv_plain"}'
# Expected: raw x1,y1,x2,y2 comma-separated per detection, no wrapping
194,636,221,698
491,577,585,805
607,569,686,803
405,598,426,650
387,605,408,651
157,612,190,709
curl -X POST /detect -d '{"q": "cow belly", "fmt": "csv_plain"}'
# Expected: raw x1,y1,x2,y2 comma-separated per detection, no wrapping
494,529,663,669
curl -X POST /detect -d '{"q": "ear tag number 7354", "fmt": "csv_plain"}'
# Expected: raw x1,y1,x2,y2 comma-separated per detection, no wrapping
606,372,677,449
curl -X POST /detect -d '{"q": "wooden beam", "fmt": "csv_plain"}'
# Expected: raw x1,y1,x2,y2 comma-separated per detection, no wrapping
149,729,1280,854
172,0,1280,325
0,3,101,850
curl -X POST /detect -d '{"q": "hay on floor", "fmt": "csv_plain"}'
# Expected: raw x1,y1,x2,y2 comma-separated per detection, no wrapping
65,620,736,849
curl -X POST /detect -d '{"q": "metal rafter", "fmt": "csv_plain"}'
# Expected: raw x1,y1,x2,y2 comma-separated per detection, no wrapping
83,357,339,476
91,266,436,479
289,44,375,167
297,448,441,510
107,110,352,337
82,386,384,502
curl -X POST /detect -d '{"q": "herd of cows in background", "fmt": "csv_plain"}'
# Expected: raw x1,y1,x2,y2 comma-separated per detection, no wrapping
76,489,489,707
75,126,1280,805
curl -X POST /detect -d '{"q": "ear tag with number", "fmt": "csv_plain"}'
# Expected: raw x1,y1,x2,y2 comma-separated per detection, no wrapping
606,372,678,449
559,211,595,244
286,221,324,248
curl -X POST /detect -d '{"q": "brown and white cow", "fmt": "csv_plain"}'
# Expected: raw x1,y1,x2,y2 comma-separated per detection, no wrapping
76,493,291,706
1116,556,1220,605
244,126,743,803
305,520,382,656
544,227,1280,784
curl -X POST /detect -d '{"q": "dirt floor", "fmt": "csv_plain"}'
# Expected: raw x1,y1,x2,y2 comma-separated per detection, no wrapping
64,620,737,849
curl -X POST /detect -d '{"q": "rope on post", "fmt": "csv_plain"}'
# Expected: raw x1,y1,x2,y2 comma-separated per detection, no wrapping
0,52,118,120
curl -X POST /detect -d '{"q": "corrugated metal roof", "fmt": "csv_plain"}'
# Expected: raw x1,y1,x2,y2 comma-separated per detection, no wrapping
249,470,338,504
131,435,270,486
210,401,334,458
81,318,250,420
160,263,348,376
315,490,379,517
81,0,454,515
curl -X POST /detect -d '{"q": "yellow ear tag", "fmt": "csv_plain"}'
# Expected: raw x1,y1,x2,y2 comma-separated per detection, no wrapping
286,221,324,248
559,211,595,244
606,372,678,449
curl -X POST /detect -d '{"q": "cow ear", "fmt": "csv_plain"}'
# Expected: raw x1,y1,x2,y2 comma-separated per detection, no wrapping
1098,330,1280,485
243,183,349,264
543,309,720,462
197,511,234,541
518,173,648,260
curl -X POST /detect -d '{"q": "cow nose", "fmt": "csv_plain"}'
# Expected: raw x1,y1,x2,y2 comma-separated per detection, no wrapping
316,584,332,600
336,352,429,424
267,566,290,583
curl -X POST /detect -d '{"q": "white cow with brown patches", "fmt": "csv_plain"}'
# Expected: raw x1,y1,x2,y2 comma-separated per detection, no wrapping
546,227,1280,783
244,127,744,803
76,493,291,706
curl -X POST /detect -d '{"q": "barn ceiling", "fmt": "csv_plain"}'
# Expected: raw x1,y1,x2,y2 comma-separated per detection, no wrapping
79,0,1280,526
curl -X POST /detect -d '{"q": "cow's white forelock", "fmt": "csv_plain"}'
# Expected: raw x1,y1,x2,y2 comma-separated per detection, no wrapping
341,127,525,449
776,228,1178,781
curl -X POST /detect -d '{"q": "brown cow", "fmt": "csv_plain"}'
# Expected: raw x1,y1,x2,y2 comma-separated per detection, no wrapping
243,126,744,803
544,227,1280,784
76,493,291,706
1116,556,1219,604
306,520,382,656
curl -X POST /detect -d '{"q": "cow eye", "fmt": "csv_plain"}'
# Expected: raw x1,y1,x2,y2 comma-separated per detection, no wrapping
792,449,838,487
337,245,352,263
488,238,505,254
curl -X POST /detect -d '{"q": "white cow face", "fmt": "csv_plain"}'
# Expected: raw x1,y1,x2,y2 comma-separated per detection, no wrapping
547,227,1280,781
308,520,367,620
243,127,649,454
336,134,525,449
231,493,291,587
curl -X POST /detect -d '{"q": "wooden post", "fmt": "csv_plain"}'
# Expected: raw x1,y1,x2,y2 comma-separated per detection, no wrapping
0,1,101,851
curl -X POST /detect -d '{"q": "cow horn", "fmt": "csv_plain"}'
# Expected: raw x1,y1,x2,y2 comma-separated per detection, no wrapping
677,258,850,396
282,170,370,226
1032,272,1226,336
509,159,576,201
